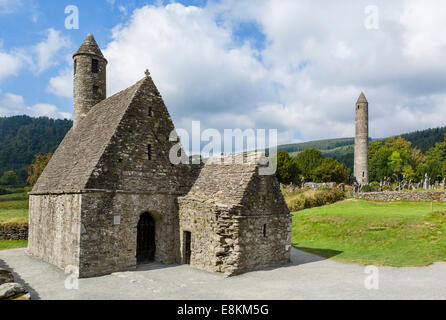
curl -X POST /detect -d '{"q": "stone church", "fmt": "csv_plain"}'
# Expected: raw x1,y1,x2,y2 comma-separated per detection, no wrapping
27,34,292,278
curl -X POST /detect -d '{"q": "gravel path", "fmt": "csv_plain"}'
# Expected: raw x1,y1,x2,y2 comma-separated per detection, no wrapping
1,248,446,300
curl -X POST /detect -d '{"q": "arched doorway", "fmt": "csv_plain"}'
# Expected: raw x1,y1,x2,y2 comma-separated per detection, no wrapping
137,212,156,264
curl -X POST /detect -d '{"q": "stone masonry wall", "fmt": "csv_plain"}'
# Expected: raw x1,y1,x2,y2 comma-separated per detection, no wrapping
178,164,292,276
237,214,292,273
73,51,107,127
85,76,196,194
27,194,82,271
0,224,28,240
355,191,446,201
178,200,240,275
79,191,180,278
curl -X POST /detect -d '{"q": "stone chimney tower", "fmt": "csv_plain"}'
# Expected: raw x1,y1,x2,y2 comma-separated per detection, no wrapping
72,34,107,128
354,92,369,185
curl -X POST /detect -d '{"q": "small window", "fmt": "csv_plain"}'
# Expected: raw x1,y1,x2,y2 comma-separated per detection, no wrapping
92,86,99,94
147,144,152,160
362,171,365,177
74,60,77,75
263,224,267,237
92,59,99,73
148,107,153,117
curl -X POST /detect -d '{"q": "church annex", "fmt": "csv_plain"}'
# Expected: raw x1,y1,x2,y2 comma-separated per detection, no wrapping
27,34,292,278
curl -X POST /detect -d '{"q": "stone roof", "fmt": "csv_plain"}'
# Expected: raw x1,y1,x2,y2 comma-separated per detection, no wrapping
357,92,368,103
180,153,268,208
31,78,147,194
73,34,106,61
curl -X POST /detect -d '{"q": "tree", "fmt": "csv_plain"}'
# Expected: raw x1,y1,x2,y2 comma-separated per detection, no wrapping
27,153,53,188
275,151,299,184
311,158,350,183
388,151,404,180
424,136,446,180
402,165,416,180
0,170,17,186
369,142,393,182
369,137,420,182
295,148,323,180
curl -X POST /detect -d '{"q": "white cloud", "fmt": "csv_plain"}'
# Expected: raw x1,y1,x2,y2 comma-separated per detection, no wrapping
33,28,70,74
0,51,22,80
103,4,271,133
47,0,446,140
0,91,70,119
47,68,72,98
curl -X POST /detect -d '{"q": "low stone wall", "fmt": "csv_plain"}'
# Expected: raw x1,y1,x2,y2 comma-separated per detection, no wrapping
0,223,28,240
355,191,446,202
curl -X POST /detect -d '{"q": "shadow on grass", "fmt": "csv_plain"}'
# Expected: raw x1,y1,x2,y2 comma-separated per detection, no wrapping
290,246,343,265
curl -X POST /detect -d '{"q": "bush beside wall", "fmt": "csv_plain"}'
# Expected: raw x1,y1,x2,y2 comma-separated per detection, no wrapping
285,188,345,212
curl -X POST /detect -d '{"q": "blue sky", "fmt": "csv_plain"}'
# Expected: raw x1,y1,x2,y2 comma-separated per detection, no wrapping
0,0,221,118
1,0,446,145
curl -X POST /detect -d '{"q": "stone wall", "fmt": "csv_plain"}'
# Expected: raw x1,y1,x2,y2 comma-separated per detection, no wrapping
178,164,292,276
178,200,239,275
355,191,446,201
27,194,82,271
237,214,291,274
78,191,180,278
0,223,28,240
73,35,107,128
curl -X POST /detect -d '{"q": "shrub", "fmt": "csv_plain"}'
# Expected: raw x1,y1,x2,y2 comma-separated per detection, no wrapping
361,184,373,193
286,188,345,212
0,186,25,196
0,187,7,195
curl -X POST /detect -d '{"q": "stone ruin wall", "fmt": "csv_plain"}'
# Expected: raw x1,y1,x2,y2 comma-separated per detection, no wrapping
178,200,241,275
178,167,292,276
236,214,292,274
235,173,292,273
78,191,181,278
27,194,82,272
355,191,446,202
0,224,28,240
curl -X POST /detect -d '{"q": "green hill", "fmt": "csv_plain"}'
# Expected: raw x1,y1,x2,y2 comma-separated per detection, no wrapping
0,114,445,186
278,137,355,154
399,127,446,153
0,115,72,185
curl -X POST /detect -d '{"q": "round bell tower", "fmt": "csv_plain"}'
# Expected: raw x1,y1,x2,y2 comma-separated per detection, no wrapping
72,34,107,128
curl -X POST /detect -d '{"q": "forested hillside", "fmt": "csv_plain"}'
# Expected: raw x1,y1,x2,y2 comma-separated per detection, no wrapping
278,127,446,171
277,138,355,153
399,127,446,153
0,116,72,185
0,114,444,186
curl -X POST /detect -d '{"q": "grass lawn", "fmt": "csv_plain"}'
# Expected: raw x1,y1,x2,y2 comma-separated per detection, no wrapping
0,240,27,251
0,193,29,251
0,192,28,201
0,197,28,224
292,199,446,267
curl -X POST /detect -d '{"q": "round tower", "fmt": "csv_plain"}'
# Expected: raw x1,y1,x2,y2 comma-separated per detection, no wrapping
72,34,107,128
354,92,369,185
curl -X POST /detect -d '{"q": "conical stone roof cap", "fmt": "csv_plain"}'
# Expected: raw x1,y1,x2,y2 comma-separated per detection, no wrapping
73,34,106,61
357,92,368,103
